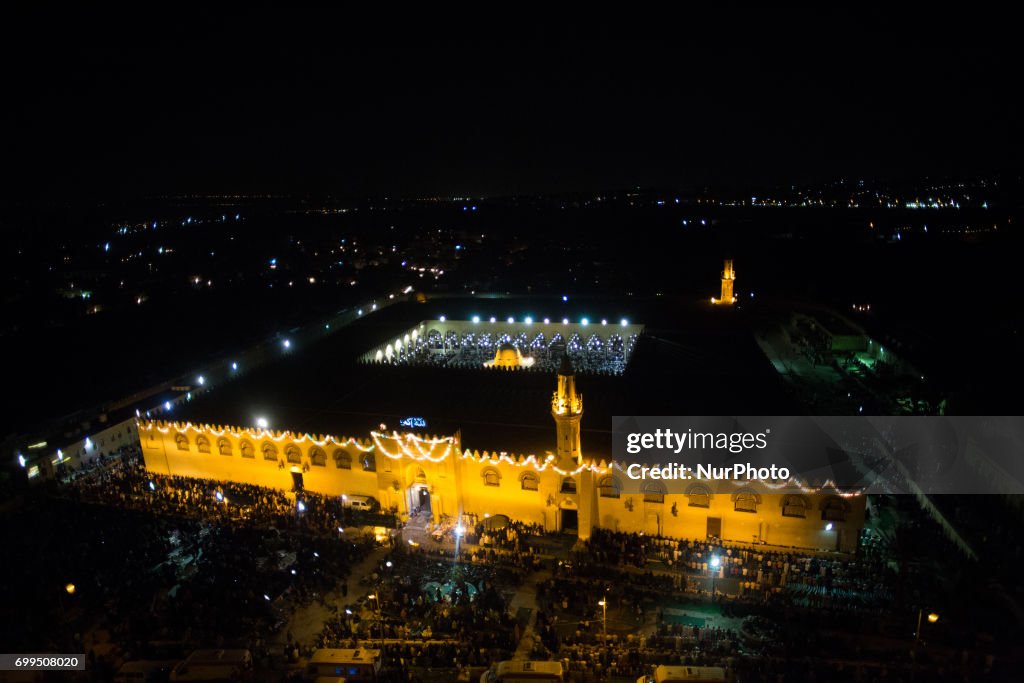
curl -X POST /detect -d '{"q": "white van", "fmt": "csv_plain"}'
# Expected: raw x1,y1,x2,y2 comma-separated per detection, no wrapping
345,495,376,511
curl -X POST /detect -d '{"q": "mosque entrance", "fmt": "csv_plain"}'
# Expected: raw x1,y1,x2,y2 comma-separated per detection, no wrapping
560,508,578,534
290,470,304,493
706,516,722,539
409,483,431,515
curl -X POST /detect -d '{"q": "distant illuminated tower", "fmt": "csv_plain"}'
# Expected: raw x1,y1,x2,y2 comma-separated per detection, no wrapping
551,353,583,467
711,259,736,305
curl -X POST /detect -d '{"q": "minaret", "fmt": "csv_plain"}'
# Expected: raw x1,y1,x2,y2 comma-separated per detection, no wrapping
551,352,583,467
712,259,736,305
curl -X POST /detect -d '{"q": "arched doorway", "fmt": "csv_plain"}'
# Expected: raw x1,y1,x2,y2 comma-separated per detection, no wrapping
411,485,431,514
406,467,431,516
559,499,579,534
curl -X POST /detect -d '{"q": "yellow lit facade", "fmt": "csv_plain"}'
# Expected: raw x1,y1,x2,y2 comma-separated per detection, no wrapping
137,357,863,551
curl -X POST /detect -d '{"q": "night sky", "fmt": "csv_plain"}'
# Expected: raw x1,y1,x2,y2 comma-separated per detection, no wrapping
3,6,1020,200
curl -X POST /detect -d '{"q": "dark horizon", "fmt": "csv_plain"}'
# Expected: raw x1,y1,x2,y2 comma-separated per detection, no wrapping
3,7,1022,202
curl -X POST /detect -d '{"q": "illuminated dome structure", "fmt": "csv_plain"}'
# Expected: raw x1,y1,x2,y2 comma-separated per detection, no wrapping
484,342,534,369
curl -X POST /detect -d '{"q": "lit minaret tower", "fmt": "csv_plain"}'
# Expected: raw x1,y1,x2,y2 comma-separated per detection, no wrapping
551,352,583,467
711,258,736,305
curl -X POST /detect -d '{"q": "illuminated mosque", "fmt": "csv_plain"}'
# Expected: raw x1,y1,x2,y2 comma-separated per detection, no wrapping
138,318,865,552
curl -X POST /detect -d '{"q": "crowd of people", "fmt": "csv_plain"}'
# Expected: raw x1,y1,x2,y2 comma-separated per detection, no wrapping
315,545,522,679
579,528,899,613
7,450,378,673
6,447,1011,682
63,450,394,533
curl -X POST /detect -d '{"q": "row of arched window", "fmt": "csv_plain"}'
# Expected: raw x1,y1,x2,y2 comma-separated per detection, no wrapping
480,467,566,494
172,433,376,471
595,476,850,522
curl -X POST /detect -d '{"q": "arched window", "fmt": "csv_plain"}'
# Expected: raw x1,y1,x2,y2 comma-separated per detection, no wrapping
362,453,377,472
261,442,278,461
642,481,666,504
686,483,711,508
734,492,759,513
334,450,352,469
598,476,621,498
309,446,326,467
732,488,761,513
240,440,255,458
560,477,577,494
175,433,190,451
821,496,849,522
217,438,232,456
520,471,539,491
782,494,809,518
482,467,501,487
195,435,211,454
285,444,302,464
